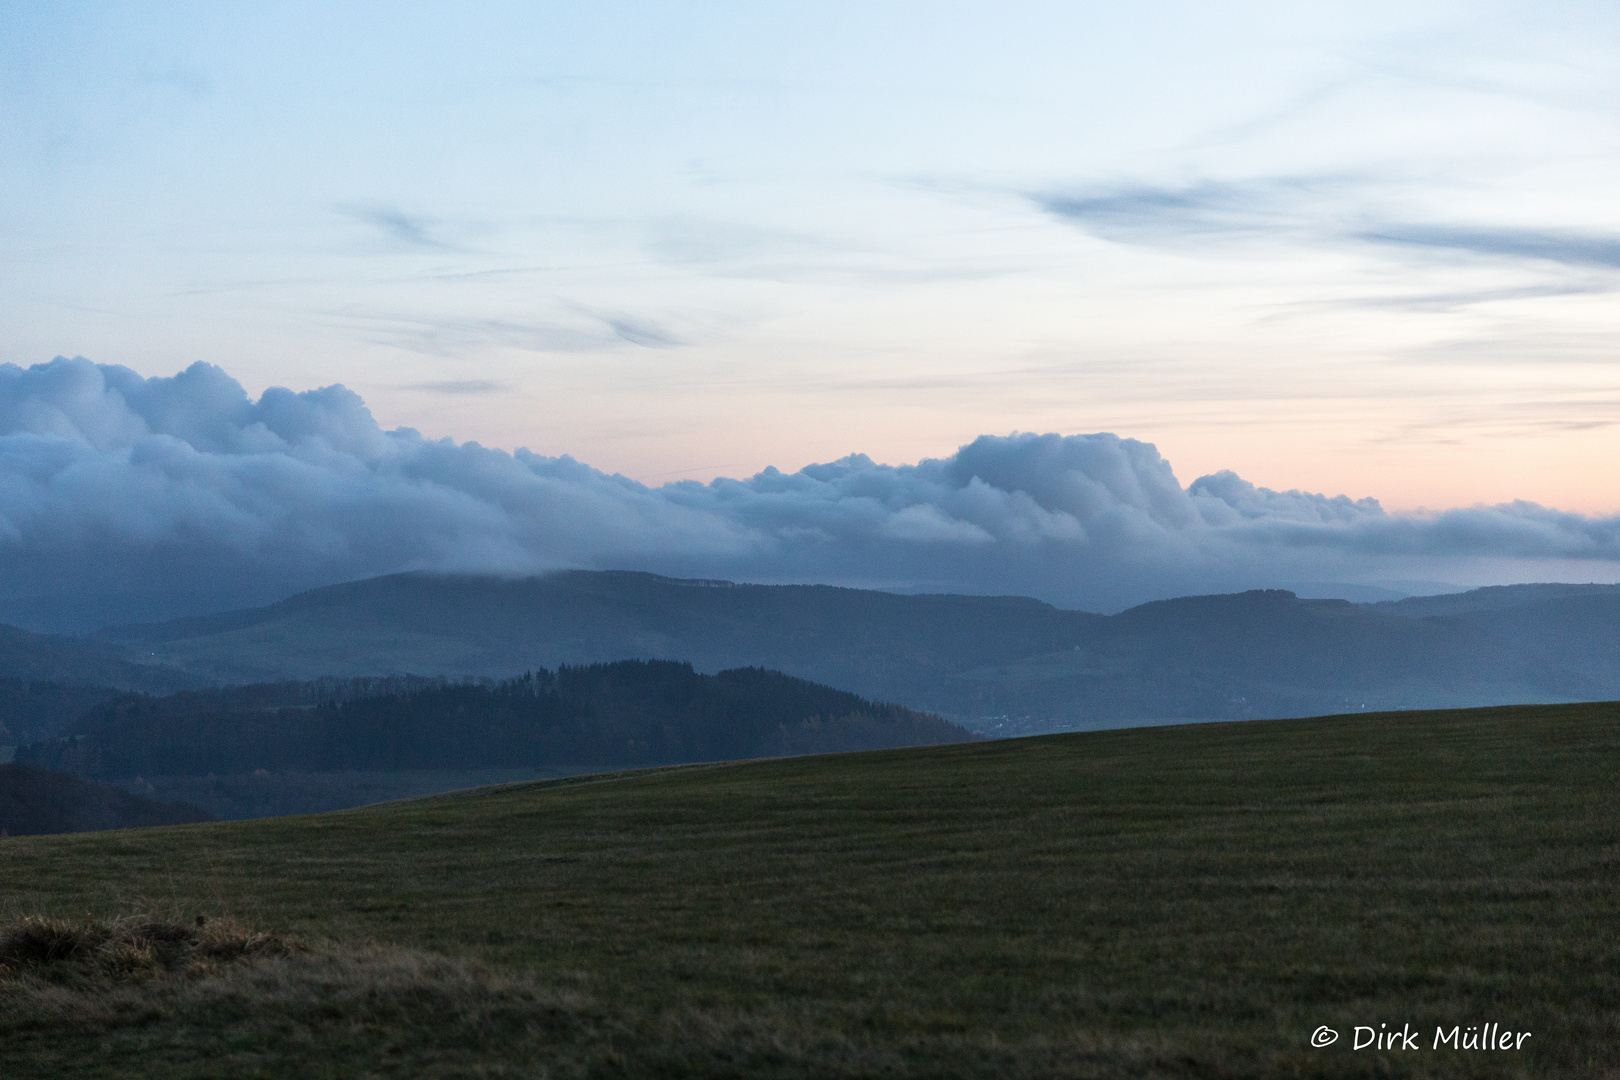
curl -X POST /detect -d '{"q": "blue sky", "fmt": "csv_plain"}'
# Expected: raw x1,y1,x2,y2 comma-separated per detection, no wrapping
2,3,1619,622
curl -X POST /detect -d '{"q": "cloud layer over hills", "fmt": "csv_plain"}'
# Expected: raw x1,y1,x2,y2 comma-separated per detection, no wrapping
3,357,1618,630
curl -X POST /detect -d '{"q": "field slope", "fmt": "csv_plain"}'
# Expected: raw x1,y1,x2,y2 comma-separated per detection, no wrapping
2,701,1618,1077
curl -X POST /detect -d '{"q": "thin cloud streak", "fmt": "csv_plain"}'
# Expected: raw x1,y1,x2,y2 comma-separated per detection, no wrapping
337,203,456,251
607,317,684,349
1357,225,1620,269
1326,281,1613,312
1032,177,1620,273
331,311,683,358
402,380,508,395
1031,176,1348,244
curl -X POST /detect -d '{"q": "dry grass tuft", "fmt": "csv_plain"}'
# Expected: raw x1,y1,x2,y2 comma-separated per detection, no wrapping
0,927,1282,1079
0,913,295,984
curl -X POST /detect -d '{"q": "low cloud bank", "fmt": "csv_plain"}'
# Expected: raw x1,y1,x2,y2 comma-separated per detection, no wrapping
2,357,1618,630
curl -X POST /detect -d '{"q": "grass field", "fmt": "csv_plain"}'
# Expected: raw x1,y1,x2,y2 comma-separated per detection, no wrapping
2,702,1618,1078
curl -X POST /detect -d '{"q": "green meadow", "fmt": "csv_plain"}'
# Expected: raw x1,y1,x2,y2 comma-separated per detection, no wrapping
3,702,1617,1078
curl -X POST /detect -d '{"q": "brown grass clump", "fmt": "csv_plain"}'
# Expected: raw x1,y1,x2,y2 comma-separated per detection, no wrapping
0,914,294,984
0,929,1281,1080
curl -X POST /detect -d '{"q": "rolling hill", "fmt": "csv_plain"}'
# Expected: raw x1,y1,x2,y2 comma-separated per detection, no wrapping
96,571,1620,730
17,661,971,818
0,625,205,748
22,660,969,780
0,763,210,836
0,623,199,693
1,701,1612,1077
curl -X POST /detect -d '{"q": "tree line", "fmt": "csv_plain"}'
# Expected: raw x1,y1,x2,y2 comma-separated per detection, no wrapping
20,660,971,780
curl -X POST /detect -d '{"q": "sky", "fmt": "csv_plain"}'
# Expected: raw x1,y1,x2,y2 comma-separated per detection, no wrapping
2,2,1619,626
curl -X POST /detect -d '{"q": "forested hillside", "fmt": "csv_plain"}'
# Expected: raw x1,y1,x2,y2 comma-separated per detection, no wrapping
0,624,198,693
20,661,970,782
0,763,210,836
0,680,122,747
6,572,1618,742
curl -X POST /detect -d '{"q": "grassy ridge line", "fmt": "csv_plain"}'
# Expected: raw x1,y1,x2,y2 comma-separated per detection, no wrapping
3,702,1620,1077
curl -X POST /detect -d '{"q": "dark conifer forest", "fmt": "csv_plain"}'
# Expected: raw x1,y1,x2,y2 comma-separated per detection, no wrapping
19,661,971,781
0,763,210,836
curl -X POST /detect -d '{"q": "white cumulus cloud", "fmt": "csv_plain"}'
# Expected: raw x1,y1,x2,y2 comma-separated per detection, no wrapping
2,357,1618,630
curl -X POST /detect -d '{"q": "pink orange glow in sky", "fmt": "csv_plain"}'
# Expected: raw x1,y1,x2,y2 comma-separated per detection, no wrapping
3,2,1620,622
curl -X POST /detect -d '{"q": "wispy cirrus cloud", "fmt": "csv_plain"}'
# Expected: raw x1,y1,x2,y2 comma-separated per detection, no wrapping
1030,176,1345,245
344,314,610,355
401,379,507,395
337,202,457,250
644,215,1019,286
333,309,687,357
1032,177,1620,274
1356,224,1620,269
606,316,683,349
1333,281,1613,312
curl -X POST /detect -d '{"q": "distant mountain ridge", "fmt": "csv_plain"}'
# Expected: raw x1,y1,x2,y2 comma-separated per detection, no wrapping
0,624,198,694
85,572,1620,732
98,571,1097,697
1368,582,1620,617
